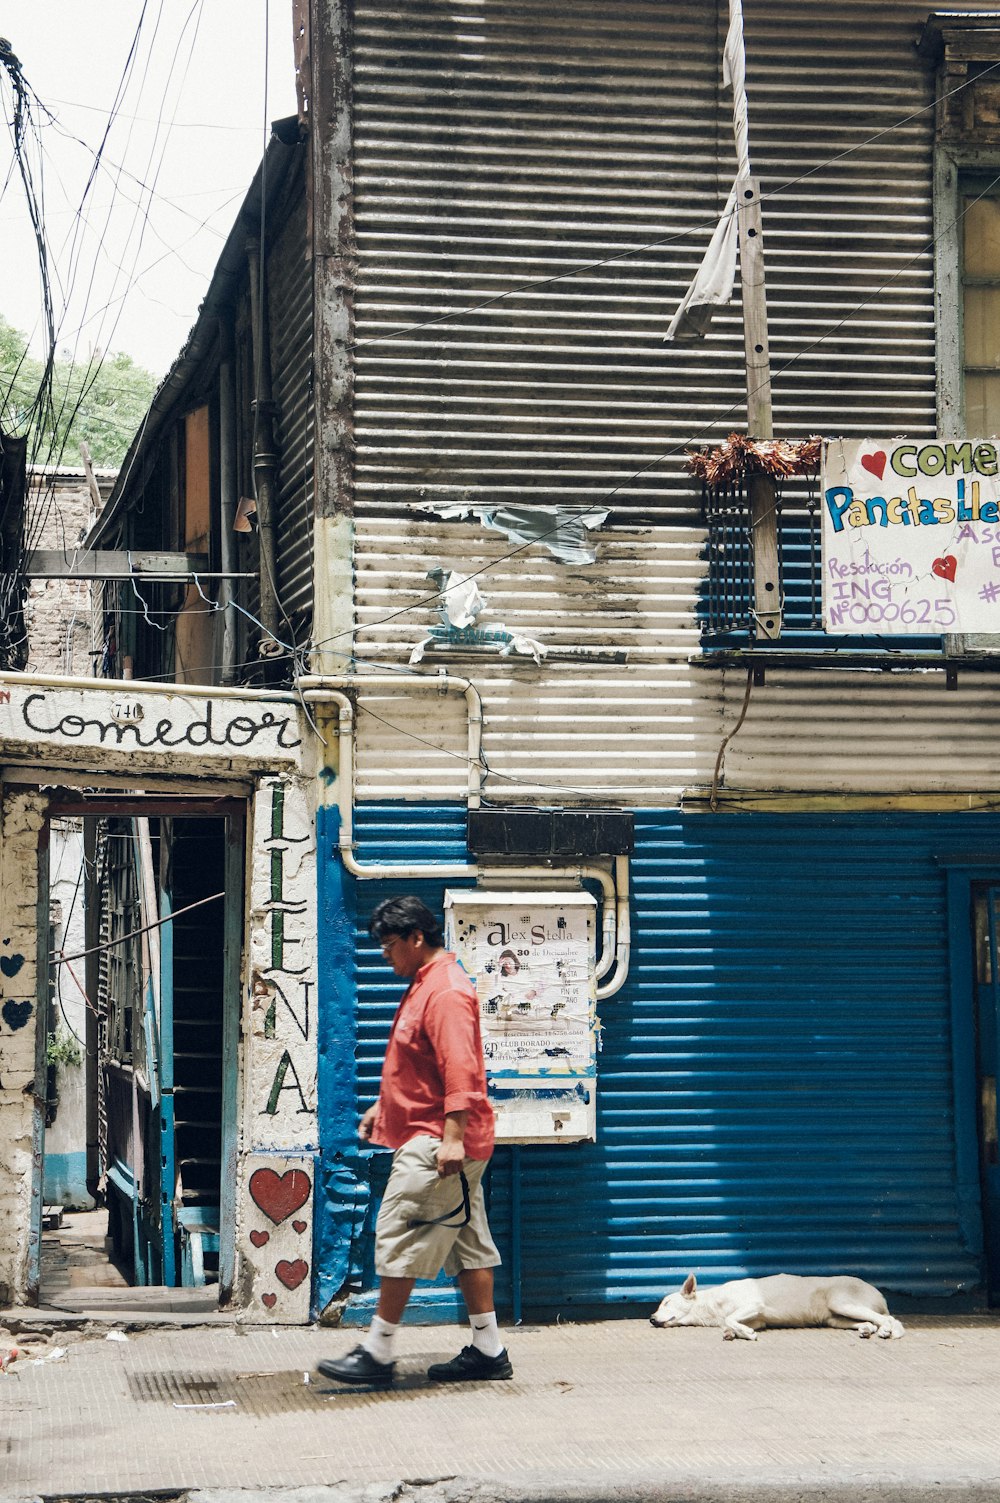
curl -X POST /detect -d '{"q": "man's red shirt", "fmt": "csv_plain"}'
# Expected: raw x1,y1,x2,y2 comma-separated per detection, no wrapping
371,950,495,1160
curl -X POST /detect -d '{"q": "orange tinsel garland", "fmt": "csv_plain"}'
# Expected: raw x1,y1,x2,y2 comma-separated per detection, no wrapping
687,433,821,487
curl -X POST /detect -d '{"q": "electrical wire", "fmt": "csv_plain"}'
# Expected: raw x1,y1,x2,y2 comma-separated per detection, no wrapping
348,57,1000,353
54,888,224,967
710,668,755,813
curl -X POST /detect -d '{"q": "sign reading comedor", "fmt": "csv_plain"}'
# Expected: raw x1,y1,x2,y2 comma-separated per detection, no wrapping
822,438,1000,635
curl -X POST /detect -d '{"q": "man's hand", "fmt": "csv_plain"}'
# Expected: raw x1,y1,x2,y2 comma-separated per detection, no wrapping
358,1104,377,1141
436,1109,469,1176
436,1137,466,1177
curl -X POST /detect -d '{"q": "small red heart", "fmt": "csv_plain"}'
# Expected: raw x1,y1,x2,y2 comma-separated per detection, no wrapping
292,1220,307,1234
262,1292,277,1309
249,1229,269,1248
861,450,887,480
932,555,957,582
275,1257,309,1291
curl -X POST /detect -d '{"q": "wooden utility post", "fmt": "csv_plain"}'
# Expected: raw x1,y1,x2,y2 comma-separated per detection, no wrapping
737,176,782,640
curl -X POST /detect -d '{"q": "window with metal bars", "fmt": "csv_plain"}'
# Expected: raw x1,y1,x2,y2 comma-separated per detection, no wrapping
700,475,822,640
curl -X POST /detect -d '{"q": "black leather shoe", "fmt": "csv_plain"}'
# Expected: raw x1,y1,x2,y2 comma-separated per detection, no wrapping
316,1344,394,1386
427,1344,513,1382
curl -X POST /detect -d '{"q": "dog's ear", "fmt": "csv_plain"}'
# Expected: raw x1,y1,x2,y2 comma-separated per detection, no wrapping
681,1273,697,1298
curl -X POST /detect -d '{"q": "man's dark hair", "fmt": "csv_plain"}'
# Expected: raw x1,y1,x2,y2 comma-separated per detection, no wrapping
369,895,444,948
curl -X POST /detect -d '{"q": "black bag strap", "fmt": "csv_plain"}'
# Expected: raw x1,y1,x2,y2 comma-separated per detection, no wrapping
408,1169,471,1230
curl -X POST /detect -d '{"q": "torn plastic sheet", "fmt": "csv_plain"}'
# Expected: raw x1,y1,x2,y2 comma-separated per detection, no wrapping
409,623,545,665
410,567,545,664
419,503,608,565
428,567,486,628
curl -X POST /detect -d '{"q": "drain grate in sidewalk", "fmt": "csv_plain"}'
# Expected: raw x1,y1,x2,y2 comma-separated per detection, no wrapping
128,1369,328,1415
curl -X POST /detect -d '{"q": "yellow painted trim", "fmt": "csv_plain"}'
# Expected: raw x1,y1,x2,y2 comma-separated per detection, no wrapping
682,791,1000,814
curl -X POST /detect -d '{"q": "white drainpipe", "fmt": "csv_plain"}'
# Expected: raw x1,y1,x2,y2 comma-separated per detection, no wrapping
0,669,631,997
297,674,630,997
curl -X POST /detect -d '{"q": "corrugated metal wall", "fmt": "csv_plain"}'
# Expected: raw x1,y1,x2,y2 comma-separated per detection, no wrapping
348,0,1000,804
352,0,726,520
725,667,1000,792
350,803,992,1310
269,175,314,642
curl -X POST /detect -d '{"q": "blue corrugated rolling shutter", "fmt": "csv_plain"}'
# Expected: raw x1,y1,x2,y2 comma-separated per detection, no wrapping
351,805,994,1313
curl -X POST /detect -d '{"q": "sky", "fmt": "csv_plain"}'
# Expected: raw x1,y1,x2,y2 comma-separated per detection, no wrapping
1,1,299,379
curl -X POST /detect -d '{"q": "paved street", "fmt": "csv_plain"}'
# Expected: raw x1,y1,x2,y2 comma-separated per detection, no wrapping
2,1312,1000,1501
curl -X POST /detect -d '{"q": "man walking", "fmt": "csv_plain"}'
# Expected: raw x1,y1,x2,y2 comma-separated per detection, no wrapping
318,895,511,1387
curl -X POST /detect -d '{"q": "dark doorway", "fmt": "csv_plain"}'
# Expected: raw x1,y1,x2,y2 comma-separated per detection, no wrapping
37,795,244,1315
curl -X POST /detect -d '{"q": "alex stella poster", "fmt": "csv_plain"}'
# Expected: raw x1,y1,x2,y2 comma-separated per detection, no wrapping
821,438,1000,635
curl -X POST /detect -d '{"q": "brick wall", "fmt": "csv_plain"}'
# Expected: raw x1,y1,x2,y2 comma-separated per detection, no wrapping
23,468,115,677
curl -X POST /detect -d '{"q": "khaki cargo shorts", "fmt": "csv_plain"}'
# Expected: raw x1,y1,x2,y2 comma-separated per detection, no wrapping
374,1134,501,1281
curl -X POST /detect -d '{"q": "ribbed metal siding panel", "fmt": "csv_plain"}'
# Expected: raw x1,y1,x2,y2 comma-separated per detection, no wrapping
349,0,990,529
269,188,314,637
352,515,723,803
745,0,940,441
723,667,1000,794
351,804,990,1311
348,1,1000,811
352,0,729,520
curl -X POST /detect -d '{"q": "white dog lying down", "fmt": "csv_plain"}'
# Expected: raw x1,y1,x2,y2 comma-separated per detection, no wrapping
650,1273,905,1341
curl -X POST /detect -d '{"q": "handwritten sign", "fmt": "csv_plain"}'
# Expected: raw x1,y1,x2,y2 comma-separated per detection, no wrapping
822,438,1000,634
0,686,302,763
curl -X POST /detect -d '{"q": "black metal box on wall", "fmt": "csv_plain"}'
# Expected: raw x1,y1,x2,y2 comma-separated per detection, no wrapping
467,808,634,859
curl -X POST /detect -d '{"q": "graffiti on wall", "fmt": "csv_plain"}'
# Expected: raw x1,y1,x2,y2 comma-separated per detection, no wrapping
241,776,317,1320
242,1159,312,1318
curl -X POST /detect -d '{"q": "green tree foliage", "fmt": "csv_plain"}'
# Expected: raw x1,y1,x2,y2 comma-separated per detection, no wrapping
0,314,160,469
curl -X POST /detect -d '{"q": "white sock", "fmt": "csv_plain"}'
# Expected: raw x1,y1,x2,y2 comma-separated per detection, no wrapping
468,1310,504,1359
363,1314,398,1364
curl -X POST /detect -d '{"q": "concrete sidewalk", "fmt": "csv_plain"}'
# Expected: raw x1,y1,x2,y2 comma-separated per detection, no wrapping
1,1312,999,1501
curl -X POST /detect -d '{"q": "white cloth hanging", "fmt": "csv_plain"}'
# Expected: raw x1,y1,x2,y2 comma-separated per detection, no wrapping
665,0,751,343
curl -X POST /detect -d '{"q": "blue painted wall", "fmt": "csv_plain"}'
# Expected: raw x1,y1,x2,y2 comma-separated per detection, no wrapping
316,804,998,1317
43,1151,90,1208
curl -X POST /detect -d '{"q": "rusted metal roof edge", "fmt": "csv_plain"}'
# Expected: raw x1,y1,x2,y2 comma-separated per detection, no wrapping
89,115,305,548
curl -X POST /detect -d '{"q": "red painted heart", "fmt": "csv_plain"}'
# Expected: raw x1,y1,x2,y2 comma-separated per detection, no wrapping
861,450,888,481
248,1168,311,1226
292,1220,307,1235
932,555,958,582
249,1229,269,1248
262,1292,277,1309
275,1258,309,1291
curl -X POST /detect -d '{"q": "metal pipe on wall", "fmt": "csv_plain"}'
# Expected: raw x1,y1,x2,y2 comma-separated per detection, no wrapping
245,237,281,665
299,675,631,995
217,314,239,683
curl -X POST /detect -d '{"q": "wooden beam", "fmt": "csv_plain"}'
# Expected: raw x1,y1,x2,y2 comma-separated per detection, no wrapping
77,441,104,517
23,551,249,580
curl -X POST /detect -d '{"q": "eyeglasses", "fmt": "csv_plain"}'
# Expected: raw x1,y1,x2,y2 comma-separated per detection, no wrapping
379,935,403,955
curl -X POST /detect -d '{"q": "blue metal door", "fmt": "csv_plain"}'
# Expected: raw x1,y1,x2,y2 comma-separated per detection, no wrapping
975,885,1000,1303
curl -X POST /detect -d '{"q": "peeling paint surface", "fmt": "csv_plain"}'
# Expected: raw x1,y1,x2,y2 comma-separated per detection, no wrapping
0,790,45,1304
